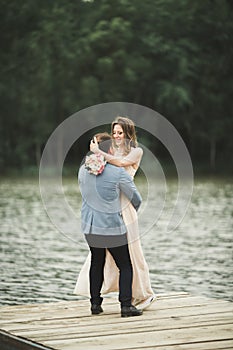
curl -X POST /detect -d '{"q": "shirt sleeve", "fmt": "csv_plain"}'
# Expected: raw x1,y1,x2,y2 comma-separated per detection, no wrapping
119,169,142,211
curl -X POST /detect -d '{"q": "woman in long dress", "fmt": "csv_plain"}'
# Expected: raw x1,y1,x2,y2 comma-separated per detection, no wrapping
74,116,156,309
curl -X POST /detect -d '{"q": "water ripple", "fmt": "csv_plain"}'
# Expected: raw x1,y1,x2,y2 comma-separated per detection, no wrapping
0,177,232,305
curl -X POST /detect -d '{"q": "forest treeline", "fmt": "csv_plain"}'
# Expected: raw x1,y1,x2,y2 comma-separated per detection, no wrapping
0,0,232,174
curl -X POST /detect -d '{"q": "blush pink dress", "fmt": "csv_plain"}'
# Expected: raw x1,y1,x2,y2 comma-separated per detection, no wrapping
74,147,154,302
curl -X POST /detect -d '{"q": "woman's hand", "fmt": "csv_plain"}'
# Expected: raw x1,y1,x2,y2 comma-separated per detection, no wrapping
90,136,99,153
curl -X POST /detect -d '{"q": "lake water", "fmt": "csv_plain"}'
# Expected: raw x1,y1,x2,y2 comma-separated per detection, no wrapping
0,176,232,305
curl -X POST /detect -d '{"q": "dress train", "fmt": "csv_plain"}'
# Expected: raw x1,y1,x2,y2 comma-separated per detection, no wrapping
74,192,154,301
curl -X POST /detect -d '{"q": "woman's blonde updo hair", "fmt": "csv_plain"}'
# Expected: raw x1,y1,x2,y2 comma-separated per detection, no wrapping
111,116,138,154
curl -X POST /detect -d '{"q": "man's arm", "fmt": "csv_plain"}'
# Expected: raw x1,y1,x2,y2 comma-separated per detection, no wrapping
119,169,142,211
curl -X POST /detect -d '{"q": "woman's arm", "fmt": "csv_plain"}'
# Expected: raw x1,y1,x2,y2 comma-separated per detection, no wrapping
90,138,143,167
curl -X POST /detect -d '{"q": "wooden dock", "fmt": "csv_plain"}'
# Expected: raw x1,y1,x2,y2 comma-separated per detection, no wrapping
0,293,233,350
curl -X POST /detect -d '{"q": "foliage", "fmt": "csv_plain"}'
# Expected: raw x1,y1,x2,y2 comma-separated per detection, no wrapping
0,0,232,173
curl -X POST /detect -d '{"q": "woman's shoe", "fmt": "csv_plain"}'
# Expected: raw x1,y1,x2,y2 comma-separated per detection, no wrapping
136,294,157,310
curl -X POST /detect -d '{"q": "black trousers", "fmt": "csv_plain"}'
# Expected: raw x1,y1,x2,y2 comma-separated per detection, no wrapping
86,235,133,307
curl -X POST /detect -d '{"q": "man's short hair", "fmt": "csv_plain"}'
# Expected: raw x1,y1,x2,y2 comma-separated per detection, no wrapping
94,132,112,153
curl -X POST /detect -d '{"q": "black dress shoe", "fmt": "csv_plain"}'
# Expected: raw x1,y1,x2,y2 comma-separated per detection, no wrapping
121,305,143,317
91,304,103,315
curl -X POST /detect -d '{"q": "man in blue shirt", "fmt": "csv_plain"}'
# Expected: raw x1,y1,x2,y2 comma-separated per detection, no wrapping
78,133,143,317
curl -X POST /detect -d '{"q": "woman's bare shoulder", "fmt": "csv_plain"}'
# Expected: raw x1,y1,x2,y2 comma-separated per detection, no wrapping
124,147,143,163
129,147,143,156
133,146,143,153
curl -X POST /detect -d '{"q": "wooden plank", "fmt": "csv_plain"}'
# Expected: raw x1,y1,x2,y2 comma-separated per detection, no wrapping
41,324,233,350
7,311,233,339
10,314,233,341
1,299,233,333
2,308,233,337
0,293,188,317
1,295,229,324
0,292,189,313
4,307,232,332
0,294,232,350
124,339,233,350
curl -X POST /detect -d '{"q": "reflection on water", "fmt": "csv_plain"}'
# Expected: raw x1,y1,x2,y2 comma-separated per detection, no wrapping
0,177,232,305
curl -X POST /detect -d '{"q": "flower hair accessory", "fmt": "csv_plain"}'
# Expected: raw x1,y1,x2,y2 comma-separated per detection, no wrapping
85,153,106,175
